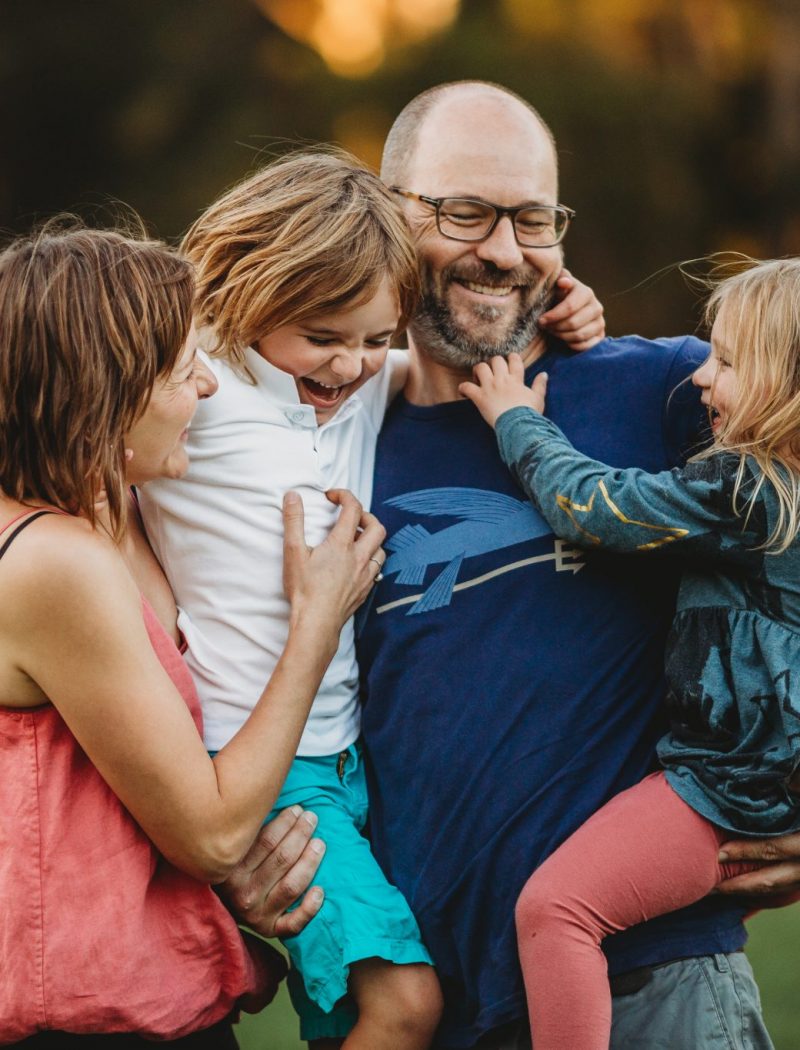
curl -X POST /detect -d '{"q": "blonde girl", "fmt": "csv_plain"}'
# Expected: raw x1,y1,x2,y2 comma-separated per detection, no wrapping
461,257,800,1050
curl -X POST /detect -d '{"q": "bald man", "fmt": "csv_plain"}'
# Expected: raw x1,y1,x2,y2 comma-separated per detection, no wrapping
356,82,774,1050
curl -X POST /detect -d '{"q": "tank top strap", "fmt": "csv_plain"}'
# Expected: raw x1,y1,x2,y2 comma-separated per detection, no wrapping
0,510,54,561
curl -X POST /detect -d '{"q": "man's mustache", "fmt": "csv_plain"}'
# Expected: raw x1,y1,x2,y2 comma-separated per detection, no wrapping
439,262,539,291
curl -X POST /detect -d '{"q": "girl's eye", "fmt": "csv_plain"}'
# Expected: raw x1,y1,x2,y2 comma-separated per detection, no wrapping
366,338,391,349
306,336,335,347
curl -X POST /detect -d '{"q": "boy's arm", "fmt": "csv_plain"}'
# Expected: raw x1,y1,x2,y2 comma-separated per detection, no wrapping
539,269,605,350
460,355,753,558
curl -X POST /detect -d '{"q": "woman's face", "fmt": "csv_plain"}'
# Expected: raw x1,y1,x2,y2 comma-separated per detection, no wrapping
124,325,217,484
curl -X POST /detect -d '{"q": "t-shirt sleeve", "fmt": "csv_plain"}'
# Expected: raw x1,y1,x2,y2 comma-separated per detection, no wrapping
496,407,763,559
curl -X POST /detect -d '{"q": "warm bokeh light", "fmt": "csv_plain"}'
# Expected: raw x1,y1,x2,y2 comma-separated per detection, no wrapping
501,0,765,79
254,0,460,76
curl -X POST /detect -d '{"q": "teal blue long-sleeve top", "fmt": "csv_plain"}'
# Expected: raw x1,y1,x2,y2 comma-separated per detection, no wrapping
496,405,800,836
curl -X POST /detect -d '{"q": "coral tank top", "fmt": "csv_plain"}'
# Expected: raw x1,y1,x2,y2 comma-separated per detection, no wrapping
0,512,268,1042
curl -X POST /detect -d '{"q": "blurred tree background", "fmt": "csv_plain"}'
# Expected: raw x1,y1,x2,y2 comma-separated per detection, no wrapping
3,0,800,337
4,2,799,1044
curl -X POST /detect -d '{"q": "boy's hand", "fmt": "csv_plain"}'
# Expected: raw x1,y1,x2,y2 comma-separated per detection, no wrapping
539,269,605,350
459,354,547,428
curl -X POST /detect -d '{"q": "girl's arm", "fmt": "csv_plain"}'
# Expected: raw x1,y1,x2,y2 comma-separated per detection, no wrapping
460,355,753,557
7,491,383,883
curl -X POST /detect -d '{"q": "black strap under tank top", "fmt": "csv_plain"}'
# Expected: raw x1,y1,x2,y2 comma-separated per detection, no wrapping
0,511,53,560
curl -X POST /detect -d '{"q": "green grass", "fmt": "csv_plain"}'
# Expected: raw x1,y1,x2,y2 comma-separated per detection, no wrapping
236,907,800,1049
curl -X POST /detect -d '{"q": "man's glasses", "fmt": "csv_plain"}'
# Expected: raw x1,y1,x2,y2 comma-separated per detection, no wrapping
391,188,575,248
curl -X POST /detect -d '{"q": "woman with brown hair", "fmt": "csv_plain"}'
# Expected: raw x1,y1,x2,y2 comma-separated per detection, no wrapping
0,222,384,1047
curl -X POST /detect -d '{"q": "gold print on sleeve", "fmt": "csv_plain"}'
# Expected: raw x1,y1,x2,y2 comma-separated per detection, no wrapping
556,480,689,551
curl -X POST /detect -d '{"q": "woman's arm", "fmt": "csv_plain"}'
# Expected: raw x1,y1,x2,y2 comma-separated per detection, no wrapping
7,492,383,882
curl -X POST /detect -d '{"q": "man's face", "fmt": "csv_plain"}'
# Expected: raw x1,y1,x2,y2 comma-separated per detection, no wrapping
401,94,563,369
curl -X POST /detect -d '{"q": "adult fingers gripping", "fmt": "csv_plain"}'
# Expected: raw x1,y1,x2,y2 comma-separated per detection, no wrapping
281,491,308,600
326,490,386,561
219,809,326,938
717,832,800,896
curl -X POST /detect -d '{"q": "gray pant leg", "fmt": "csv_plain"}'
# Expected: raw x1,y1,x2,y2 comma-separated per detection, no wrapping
451,952,773,1050
610,953,774,1050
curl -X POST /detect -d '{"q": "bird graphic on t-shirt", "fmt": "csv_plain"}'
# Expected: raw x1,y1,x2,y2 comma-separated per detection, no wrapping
381,487,554,615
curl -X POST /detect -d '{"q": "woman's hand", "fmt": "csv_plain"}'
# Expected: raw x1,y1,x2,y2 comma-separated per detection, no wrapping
282,489,386,633
218,806,327,1013
538,269,605,350
217,805,326,938
459,353,548,429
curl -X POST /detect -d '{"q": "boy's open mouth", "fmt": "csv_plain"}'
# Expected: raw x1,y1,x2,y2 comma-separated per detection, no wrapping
298,376,349,410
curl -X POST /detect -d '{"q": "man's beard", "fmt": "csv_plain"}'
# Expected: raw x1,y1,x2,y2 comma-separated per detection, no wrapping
409,260,556,369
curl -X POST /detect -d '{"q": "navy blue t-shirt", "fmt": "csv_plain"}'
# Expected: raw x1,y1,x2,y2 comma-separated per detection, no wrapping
358,335,747,1048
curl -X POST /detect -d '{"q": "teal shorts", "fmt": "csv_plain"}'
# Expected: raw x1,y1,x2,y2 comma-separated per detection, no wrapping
267,741,433,1041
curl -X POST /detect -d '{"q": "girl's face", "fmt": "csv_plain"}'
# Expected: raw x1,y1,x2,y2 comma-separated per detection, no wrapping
125,325,218,484
255,277,400,425
693,308,739,437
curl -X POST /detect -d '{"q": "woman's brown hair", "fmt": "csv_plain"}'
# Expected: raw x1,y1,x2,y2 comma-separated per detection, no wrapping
181,148,419,373
0,220,194,537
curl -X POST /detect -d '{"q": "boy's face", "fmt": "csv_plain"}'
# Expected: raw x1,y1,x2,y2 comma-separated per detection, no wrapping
255,277,400,424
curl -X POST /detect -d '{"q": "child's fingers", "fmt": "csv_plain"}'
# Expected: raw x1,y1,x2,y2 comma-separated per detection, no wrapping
546,300,604,333
508,353,525,380
489,355,511,377
531,372,548,403
472,361,493,384
458,380,481,402
554,269,575,291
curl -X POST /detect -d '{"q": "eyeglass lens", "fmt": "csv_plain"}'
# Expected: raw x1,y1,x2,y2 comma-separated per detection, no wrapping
437,199,567,246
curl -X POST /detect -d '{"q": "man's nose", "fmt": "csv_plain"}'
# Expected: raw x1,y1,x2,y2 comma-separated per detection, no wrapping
474,215,525,270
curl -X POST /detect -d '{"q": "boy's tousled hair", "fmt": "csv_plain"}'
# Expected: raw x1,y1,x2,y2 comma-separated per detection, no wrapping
181,148,419,373
701,255,800,551
0,219,194,538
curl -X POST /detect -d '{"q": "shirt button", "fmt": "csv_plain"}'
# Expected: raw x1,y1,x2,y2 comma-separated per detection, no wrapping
292,411,304,422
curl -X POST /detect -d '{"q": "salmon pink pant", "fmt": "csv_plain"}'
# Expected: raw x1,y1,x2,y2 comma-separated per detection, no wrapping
515,772,761,1050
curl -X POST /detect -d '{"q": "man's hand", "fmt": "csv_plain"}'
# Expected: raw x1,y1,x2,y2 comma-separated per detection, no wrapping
217,805,326,938
717,832,800,903
539,269,605,350
459,353,547,429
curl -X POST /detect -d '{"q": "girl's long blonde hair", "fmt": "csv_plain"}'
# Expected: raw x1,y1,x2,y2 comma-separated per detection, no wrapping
701,256,800,552
181,148,419,375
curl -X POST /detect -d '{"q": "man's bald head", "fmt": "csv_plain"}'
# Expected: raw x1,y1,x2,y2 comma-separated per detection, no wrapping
380,80,557,188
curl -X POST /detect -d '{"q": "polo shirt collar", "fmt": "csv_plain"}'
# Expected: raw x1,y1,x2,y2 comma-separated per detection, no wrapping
242,345,364,428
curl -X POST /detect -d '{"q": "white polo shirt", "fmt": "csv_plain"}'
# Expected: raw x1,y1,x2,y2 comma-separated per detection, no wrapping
140,345,406,755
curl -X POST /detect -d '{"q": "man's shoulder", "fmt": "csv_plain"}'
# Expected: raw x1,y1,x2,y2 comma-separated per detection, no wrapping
586,333,709,370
